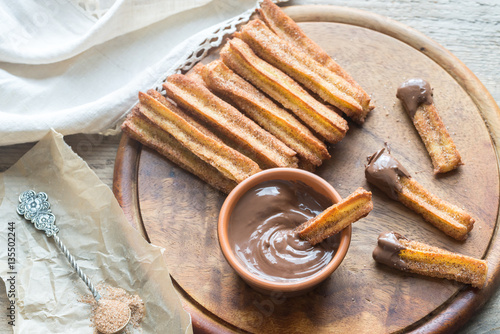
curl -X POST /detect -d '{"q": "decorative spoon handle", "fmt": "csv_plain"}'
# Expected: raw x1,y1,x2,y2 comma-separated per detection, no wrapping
17,190,102,301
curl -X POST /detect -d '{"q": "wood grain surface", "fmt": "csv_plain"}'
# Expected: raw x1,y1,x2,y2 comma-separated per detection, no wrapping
115,6,500,334
1,1,499,333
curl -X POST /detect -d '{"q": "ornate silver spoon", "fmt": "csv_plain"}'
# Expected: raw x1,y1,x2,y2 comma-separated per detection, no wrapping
17,190,130,334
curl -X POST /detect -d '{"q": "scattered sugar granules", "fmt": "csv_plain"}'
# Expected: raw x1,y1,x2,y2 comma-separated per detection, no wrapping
79,284,145,334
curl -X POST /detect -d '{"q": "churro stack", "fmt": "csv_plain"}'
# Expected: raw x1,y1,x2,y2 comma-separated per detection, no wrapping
122,0,373,191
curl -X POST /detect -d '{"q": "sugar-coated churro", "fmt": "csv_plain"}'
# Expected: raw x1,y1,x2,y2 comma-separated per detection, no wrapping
296,187,373,245
258,0,373,111
397,78,463,174
373,231,487,288
186,63,207,86
164,73,298,169
365,148,474,240
220,37,348,143
202,59,330,167
238,19,369,122
122,110,237,194
136,91,260,183
145,89,226,143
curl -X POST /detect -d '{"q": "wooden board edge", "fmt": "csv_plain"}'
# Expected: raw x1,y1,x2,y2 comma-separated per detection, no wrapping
173,279,248,334
113,134,150,242
282,5,500,334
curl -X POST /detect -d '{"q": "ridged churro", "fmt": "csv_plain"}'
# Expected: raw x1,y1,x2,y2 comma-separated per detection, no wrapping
145,89,227,144
186,63,207,86
296,187,373,245
164,73,298,169
258,0,373,111
397,79,463,173
136,91,260,183
122,110,237,194
373,232,487,288
365,148,474,240
202,59,330,167
238,19,369,122
220,37,348,143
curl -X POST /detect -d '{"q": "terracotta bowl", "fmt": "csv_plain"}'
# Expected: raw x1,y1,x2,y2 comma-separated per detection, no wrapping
218,168,352,296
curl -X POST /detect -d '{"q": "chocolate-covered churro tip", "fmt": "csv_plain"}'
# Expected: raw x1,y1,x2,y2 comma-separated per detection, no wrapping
365,148,411,200
372,232,408,270
396,78,433,118
373,231,487,287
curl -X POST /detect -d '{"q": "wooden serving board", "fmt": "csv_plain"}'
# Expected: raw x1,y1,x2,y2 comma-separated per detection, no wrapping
113,5,500,333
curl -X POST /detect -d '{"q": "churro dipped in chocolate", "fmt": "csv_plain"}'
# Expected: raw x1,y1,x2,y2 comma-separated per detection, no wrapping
397,79,462,173
365,148,474,240
201,60,330,167
220,38,348,143
164,74,298,169
135,91,260,183
238,19,369,122
373,232,487,288
296,187,373,245
122,109,237,194
258,0,373,112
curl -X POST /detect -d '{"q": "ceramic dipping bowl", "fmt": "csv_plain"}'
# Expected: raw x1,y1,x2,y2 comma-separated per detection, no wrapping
218,168,352,296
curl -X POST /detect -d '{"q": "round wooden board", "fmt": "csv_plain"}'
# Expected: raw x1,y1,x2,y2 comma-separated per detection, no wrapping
113,5,500,334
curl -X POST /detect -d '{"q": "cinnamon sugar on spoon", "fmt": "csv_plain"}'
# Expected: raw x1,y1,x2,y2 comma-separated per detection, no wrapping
80,284,145,334
94,299,130,333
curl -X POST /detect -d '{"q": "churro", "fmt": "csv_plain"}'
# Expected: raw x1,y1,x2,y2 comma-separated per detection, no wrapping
238,19,369,122
122,110,237,194
397,78,463,173
296,187,373,245
186,63,207,86
373,231,487,288
164,73,298,169
220,37,348,143
258,0,373,111
365,148,474,240
136,91,260,183
145,89,226,143
202,59,330,167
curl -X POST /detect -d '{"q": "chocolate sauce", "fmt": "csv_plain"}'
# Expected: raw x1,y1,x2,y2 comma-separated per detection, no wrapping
372,232,408,270
365,148,411,200
228,180,339,282
396,78,433,118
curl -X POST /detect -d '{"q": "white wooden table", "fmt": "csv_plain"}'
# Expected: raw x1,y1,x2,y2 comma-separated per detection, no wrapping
0,0,498,332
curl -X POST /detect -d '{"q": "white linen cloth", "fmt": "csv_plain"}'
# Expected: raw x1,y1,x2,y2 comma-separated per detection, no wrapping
0,0,257,146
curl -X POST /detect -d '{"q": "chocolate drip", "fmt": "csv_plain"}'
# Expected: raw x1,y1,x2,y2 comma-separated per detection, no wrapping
372,232,408,270
396,78,433,118
365,148,411,200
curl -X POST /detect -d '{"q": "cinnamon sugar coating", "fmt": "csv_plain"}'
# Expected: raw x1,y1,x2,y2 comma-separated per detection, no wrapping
202,59,329,167
164,74,298,169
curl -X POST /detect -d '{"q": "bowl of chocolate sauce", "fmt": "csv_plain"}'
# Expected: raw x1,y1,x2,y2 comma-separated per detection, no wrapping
218,168,352,296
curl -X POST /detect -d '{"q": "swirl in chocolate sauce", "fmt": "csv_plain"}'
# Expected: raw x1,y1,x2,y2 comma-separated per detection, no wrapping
228,180,340,282
365,148,411,200
396,78,433,118
372,232,408,270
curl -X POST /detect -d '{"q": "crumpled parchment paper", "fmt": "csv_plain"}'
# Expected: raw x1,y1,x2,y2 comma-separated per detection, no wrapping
0,130,192,333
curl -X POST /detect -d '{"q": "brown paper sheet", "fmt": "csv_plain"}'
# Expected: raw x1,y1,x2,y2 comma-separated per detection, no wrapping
0,130,193,333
